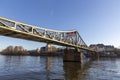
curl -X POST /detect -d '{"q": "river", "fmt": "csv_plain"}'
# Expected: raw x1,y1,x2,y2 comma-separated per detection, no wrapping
0,55,120,80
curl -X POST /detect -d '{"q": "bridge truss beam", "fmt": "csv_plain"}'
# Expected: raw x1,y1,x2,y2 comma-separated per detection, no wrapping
0,17,94,51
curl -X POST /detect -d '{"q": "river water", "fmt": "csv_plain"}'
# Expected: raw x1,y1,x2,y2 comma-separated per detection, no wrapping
0,55,120,80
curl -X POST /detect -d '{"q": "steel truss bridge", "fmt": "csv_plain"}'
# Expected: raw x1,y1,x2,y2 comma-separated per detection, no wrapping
0,17,94,51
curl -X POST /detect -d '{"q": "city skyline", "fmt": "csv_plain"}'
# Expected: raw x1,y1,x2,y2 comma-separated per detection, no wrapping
0,0,120,50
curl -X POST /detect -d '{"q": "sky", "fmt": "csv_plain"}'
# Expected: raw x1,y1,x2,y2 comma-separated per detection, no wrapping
0,0,120,50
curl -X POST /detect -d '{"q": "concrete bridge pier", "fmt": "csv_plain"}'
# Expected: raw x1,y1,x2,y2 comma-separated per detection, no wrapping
63,48,83,63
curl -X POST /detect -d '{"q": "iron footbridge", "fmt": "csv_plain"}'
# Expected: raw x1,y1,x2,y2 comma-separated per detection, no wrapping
0,17,94,51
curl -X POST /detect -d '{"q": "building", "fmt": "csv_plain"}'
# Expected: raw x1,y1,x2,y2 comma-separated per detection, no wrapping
89,44,114,52
40,44,57,53
89,44,116,57
105,45,114,51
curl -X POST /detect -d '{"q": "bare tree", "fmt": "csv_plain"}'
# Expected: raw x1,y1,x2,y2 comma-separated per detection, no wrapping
1,46,28,55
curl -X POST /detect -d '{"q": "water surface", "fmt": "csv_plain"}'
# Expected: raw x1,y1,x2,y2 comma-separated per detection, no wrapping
0,55,120,80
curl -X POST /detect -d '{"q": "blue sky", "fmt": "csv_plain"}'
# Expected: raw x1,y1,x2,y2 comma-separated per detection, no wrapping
0,0,120,50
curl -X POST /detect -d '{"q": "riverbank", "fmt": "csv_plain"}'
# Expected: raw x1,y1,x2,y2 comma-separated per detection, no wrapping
0,51,64,56
0,46,64,56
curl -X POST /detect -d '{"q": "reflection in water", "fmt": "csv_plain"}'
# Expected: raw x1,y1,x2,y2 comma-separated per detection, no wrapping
0,55,120,80
64,62,83,80
63,61,92,80
45,57,65,80
46,57,51,80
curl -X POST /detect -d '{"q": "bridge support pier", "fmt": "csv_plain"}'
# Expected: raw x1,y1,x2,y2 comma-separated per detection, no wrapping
63,48,82,63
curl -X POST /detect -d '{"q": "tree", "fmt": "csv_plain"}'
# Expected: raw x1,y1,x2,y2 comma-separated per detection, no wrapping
1,46,28,55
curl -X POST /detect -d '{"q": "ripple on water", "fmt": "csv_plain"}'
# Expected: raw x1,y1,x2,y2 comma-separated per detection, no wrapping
0,56,120,80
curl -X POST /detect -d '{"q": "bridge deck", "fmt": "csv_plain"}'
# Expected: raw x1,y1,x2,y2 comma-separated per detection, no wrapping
0,26,77,47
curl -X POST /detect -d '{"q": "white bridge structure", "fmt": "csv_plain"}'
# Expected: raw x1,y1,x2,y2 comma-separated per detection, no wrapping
0,17,95,52
0,16,98,62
